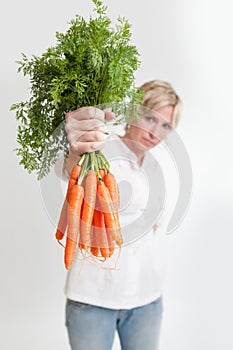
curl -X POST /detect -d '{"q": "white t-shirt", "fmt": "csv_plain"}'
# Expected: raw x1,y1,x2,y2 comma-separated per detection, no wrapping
64,135,172,309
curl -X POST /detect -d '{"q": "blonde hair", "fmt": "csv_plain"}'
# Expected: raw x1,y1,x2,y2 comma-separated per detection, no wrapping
138,80,182,127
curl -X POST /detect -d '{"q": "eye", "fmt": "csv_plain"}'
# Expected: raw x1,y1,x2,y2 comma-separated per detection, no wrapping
163,123,172,130
144,116,155,123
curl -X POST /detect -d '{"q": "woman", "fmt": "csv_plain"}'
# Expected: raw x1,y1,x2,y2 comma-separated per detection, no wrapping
63,80,182,350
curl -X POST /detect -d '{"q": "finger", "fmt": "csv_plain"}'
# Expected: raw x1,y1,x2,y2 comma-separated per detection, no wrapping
70,140,105,154
65,121,106,145
78,131,106,143
66,107,105,122
103,108,116,121
73,119,105,131
67,128,107,146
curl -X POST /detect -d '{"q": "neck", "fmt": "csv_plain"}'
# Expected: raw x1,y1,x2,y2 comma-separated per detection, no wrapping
120,135,145,166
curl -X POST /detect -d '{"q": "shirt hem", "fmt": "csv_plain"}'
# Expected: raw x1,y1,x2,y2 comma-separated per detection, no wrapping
64,290,163,310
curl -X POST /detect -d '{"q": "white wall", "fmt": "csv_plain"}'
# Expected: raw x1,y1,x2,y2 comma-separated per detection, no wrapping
1,0,233,349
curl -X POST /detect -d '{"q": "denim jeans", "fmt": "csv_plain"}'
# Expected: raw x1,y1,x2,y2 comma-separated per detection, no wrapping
65,296,163,350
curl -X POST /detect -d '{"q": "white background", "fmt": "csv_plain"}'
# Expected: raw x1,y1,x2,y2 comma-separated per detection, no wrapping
1,0,233,349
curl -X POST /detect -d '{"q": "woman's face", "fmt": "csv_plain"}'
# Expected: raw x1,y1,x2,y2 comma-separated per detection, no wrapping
127,105,174,150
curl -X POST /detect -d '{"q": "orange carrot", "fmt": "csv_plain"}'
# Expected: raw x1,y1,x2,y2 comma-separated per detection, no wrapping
65,183,84,269
103,172,122,247
70,164,81,180
90,226,99,257
93,208,110,258
79,170,97,250
78,193,86,251
55,165,81,242
99,169,106,179
103,172,120,211
97,180,123,247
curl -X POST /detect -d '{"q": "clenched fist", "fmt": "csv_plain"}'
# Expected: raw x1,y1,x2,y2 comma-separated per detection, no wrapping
63,107,115,177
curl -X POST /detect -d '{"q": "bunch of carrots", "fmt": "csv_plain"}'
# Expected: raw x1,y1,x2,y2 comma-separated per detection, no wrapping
55,151,123,270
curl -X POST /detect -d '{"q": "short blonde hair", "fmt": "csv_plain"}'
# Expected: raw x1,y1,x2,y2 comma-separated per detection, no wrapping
138,80,182,127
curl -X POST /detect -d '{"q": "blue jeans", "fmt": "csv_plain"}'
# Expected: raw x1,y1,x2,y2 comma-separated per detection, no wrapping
65,296,163,350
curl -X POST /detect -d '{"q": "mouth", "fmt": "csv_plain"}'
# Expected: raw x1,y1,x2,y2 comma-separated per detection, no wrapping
141,137,157,147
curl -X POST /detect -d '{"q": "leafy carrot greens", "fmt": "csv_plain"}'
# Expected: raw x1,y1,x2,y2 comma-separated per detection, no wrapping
11,0,142,179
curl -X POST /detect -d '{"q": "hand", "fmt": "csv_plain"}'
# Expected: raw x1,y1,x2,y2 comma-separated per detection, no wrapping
65,106,115,156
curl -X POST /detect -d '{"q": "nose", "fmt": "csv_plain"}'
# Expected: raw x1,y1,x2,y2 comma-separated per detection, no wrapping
149,124,162,140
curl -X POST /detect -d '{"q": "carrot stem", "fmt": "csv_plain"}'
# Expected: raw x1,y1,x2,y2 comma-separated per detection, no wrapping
78,153,86,167
78,154,90,185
